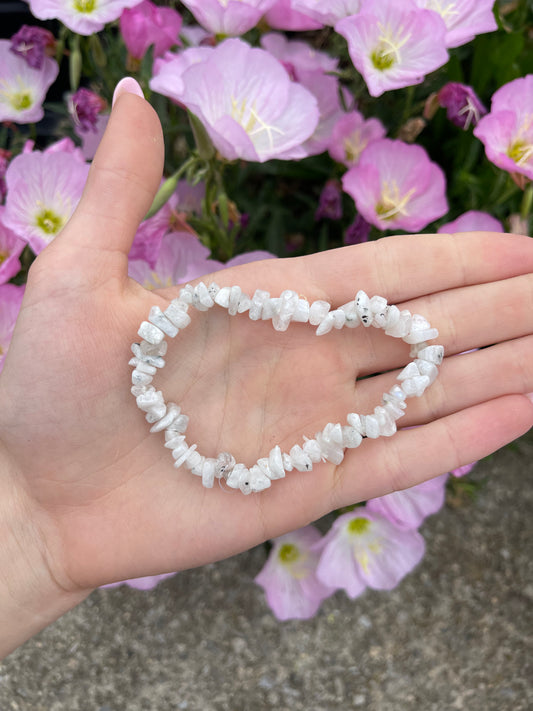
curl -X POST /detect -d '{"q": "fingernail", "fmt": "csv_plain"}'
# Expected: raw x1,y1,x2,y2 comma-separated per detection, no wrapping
112,77,144,107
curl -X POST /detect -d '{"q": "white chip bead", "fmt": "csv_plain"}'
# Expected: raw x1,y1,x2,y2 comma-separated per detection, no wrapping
363,414,380,438
404,327,439,344
226,462,247,489
316,312,336,336
268,445,286,479
136,387,163,411
292,299,310,323
237,293,252,313
214,286,231,308
140,339,167,357
129,358,157,375
131,344,165,368
138,321,165,345
385,310,412,338
273,290,298,331
184,450,203,470
347,412,364,433
416,345,444,365
332,309,346,329
165,434,185,449
302,438,323,463
149,306,179,337
262,297,279,320
355,290,372,326
192,282,214,311
282,453,294,471
201,458,216,488
383,304,400,330
208,283,220,299
415,359,439,384
309,300,330,325
249,289,269,320
339,301,361,328
150,403,181,433
171,441,188,459
173,444,198,469
383,399,406,420
257,457,273,479
167,413,189,435
374,406,397,437
164,301,191,330
289,444,313,471
248,466,272,493
146,402,166,423
228,286,242,316
401,375,431,397
132,369,153,386
370,295,388,313
179,284,194,303
341,426,363,449
131,384,148,397
190,455,205,477
397,361,420,381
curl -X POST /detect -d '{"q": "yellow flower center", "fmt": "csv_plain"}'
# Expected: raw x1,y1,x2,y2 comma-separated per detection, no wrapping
74,0,96,13
278,543,300,565
10,91,32,112
344,131,364,163
371,22,411,72
230,96,284,151
0,251,8,265
35,208,64,235
347,517,371,535
507,139,533,167
375,180,416,221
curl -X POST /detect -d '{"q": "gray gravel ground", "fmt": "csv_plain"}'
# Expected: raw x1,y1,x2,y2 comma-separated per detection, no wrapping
1,433,532,711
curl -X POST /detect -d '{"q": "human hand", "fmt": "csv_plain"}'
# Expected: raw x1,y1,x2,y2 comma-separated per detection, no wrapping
1,87,532,654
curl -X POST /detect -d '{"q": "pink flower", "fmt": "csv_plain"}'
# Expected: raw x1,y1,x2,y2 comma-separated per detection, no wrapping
264,0,323,30
342,138,448,232
345,214,371,244
292,0,362,25
414,0,497,48
438,82,487,130
0,283,25,374
315,509,425,598
255,526,334,620
473,75,533,182
119,0,182,60
10,25,55,70
0,149,10,203
149,47,213,104
68,87,106,133
102,573,176,590
179,0,278,36
3,148,89,255
367,474,448,530
315,180,342,221
438,210,503,234
328,109,386,166
27,0,144,35
74,114,110,160
260,32,338,77
0,39,59,123
0,208,25,285
157,39,319,162
335,0,448,98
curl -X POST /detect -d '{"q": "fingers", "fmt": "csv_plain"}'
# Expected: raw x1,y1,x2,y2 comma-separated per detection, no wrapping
296,232,533,305
49,86,164,281
328,394,533,510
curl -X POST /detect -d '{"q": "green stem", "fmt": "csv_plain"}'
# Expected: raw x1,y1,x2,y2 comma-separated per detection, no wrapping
144,156,197,219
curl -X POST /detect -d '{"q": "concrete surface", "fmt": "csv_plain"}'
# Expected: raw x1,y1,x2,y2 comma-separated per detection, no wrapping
1,434,532,711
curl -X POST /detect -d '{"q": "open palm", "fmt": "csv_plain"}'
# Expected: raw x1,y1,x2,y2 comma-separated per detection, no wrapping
0,92,531,595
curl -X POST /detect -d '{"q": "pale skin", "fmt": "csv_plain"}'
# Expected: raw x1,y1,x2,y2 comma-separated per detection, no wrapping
0,88,532,659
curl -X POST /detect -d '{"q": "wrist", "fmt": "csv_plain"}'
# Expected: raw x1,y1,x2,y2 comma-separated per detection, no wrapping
0,447,91,659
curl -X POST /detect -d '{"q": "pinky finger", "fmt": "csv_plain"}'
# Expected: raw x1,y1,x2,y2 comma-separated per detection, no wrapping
329,394,533,510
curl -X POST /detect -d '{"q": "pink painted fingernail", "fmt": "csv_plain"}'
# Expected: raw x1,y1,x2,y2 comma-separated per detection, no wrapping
112,77,144,107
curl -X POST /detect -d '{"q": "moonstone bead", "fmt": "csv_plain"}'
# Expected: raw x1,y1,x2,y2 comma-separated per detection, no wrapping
208,283,220,299
146,402,166,423
363,414,380,438
273,290,298,331
192,282,214,311
347,412,364,433
190,455,205,476
383,399,405,420
403,313,439,344
185,450,203,470
179,284,194,303
373,406,396,437
247,465,272,493
341,426,363,448
303,438,323,462
309,300,330,325
131,344,165,368
237,293,252,313
132,369,152,386
383,305,400,330
415,359,439,384
289,444,313,471
397,362,420,381
129,358,157,375
257,457,273,479
228,286,242,316
370,295,387,313
214,286,230,308
292,299,310,323
149,306,179,337
173,444,198,468
282,453,294,471
417,345,444,365
262,297,279,320
138,321,165,345
167,413,189,434
136,387,164,411
150,404,181,433
268,445,285,479
164,301,191,329
140,339,167,357
249,289,269,320
355,290,372,326
164,433,185,448
316,311,336,336
339,301,361,328
201,458,216,488
385,310,412,338
401,375,431,397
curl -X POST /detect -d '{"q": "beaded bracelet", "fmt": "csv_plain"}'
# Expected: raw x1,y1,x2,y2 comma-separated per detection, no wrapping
130,283,444,495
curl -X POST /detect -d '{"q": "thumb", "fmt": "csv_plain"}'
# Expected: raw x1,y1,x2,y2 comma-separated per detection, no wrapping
48,78,164,282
